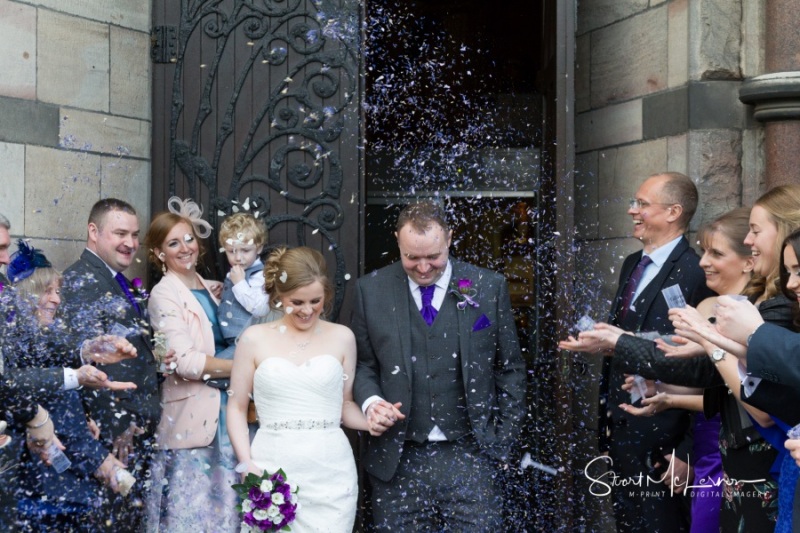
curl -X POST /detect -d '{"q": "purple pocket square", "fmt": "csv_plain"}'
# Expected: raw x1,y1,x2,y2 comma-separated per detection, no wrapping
472,314,491,332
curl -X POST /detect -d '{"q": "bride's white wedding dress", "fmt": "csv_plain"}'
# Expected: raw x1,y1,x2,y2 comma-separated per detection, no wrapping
249,355,357,532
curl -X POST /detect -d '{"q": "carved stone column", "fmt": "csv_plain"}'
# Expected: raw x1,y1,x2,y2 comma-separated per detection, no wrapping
739,2,800,188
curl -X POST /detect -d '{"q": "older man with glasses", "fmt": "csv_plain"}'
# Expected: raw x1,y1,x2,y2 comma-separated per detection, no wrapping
562,172,714,532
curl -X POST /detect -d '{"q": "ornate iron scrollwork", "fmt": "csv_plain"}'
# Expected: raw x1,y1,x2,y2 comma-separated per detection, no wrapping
163,0,359,320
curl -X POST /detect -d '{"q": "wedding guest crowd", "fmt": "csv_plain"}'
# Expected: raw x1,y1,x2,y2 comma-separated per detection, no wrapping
0,198,527,532
13,171,800,533
562,179,800,532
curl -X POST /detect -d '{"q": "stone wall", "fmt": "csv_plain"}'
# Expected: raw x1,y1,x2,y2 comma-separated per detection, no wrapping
570,0,764,526
0,0,152,276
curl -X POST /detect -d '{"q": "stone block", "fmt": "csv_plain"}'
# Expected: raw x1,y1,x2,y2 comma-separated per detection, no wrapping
741,128,765,206
643,86,689,140
688,81,746,130
24,146,101,240
0,142,26,229
0,0,36,99
591,7,668,107
667,133,689,175
23,0,150,32
100,156,151,222
687,129,742,228
575,151,599,240
597,139,668,240
111,26,151,120
577,0,649,35
0,95,59,146
38,10,109,111
741,1,765,78
576,34,591,113
24,237,85,272
688,0,742,80
668,0,689,87
60,108,150,159
576,100,643,153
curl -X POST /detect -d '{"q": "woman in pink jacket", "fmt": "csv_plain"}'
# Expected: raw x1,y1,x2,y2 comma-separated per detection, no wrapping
144,197,238,532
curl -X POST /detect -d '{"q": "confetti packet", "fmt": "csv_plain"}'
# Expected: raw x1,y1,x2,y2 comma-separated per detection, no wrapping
576,315,595,332
661,285,686,309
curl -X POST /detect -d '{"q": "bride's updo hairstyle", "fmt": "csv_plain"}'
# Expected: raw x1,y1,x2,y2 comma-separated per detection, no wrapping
264,246,334,317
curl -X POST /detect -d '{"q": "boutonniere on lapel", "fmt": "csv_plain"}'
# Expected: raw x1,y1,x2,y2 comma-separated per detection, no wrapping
449,278,479,310
131,277,149,303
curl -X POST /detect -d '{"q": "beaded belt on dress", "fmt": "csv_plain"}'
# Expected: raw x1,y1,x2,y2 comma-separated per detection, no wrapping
260,419,340,431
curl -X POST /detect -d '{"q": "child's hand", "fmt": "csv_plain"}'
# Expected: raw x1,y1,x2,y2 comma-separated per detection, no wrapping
230,265,246,285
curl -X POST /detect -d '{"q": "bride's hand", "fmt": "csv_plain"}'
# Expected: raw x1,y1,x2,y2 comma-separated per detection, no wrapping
237,459,263,481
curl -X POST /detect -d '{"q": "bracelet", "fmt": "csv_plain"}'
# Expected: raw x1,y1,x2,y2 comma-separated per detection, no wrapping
27,411,50,429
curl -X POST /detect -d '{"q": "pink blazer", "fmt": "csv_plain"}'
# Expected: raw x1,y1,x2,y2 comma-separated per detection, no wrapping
148,271,221,450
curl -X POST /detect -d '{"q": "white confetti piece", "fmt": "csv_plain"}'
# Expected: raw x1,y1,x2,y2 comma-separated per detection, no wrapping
391,366,400,374
280,271,288,283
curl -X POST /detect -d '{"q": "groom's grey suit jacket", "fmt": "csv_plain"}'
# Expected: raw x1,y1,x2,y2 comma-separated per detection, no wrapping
352,259,527,482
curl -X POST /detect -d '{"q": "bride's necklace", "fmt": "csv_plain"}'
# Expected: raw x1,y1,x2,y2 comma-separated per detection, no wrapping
284,323,319,356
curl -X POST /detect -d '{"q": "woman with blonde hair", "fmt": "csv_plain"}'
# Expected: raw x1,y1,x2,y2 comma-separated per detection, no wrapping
227,246,369,532
2,241,134,530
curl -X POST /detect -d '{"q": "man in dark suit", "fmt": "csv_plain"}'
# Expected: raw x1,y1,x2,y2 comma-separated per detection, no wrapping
352,201,527,530
562,172,713,532
61,198,161,531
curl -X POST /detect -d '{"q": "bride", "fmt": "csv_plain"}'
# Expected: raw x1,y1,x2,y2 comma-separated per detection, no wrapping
227,246,369,532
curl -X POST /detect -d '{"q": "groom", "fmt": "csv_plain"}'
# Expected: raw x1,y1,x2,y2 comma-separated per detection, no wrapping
352,201,527,530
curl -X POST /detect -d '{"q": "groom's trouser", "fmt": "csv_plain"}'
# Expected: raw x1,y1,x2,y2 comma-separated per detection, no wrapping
369,436,502,531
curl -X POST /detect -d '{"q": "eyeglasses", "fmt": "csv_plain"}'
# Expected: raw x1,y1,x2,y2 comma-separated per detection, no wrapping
629,198,679,210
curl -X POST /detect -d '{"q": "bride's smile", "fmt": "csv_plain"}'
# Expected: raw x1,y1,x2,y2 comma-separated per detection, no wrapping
281,280,326,331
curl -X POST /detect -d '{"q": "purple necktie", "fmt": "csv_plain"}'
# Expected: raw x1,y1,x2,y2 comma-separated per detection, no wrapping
115,272,141,315
618,255,653,321
420,285,437,326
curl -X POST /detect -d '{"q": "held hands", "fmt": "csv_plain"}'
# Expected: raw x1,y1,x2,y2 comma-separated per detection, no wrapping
81,335,138,365
77,364,137,391
366,400,406,437
229,265,246,285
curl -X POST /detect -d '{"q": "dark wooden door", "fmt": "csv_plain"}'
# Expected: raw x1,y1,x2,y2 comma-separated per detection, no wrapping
151,0,362,322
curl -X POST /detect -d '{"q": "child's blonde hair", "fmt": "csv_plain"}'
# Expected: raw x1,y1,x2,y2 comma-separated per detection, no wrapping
218,213,267,250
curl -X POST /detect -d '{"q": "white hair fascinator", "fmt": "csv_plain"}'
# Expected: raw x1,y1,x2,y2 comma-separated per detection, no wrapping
167,196,213,239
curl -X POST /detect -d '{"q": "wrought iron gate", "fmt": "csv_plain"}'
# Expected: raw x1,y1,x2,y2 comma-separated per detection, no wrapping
151,0,361,321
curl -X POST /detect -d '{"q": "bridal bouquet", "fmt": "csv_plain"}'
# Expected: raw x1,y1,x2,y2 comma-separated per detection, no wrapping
234,468,299,531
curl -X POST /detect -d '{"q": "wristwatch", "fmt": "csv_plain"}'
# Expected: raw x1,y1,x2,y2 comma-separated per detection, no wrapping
710,348,725,362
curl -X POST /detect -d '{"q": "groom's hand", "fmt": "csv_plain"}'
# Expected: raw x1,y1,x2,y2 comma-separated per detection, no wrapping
366,400,405,437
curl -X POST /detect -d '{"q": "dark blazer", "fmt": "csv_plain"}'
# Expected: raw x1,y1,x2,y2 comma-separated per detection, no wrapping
601,237,713,470
62,250,161,441
744,321,800,426
1,323,109,506
352,260,527,482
